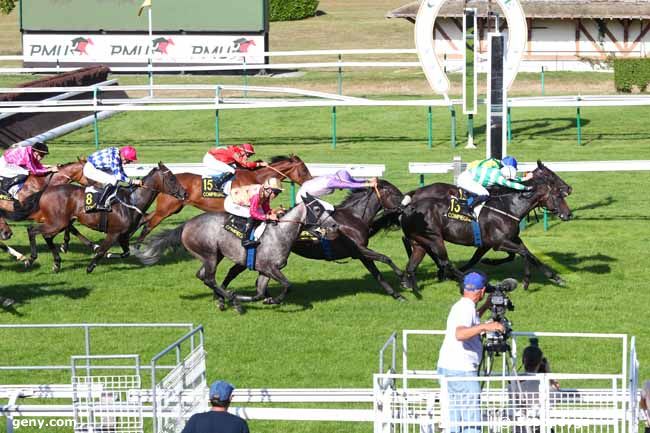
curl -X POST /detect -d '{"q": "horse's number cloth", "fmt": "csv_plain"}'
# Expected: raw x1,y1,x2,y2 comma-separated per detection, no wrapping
201,176,227,198
84,186,102,213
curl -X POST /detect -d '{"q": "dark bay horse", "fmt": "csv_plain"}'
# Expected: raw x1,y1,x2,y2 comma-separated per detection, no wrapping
135,155,313,242
26,163,186,273
399,161,572,290
134,200,333,314
219,180,409,302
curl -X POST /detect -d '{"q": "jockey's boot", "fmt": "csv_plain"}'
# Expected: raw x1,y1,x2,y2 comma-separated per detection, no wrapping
466,194,489,217
214,172,235,190
241,218,260,248
96,184,116,212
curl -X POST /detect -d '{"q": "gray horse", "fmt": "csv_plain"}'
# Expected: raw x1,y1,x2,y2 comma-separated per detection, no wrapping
134,200,333,313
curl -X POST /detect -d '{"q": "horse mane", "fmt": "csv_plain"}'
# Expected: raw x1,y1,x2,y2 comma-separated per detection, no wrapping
338,188,370,209
269,155,291,164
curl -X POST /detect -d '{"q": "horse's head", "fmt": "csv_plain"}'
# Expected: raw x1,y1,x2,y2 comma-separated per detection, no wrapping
375,179,406,214
531,161,572,221
302,194,338,235
269,155,313,184
145,162,187,200
54,158,88,185
0,217,12,241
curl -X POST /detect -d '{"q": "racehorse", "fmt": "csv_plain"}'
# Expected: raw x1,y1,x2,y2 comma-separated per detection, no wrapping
218,180,410,303
399,161,572,291
26,163,186,273
135,155,313,242
134,199,334,314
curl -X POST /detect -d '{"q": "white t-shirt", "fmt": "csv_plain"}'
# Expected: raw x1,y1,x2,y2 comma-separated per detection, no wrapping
437,297,482,372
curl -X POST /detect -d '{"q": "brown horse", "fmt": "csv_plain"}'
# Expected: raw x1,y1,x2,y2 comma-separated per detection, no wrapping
0,158,87,212
135,155,312,242
26,163,186,273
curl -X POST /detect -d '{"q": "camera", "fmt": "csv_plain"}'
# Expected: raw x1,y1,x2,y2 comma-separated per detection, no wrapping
484,278,517,354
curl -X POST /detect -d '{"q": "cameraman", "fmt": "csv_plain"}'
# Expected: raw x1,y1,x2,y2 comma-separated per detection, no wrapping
437,271,505,433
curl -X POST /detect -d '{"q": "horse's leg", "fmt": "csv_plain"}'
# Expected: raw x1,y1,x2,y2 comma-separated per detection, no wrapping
63,224,99,253
482,252,517,266
425,251,445,281
359,256,405,301
135,196,184,243
459,247,491,272
401,236,413,258
196,265,224,311
495,238,564,288
261,267,291,305
106,234,131,259
401,242,427,291
222,263,246,290
43,235,62,273
0,243,27,263
197,254,244,314
27,225,40,267
424,235,462,281
353,244,404,279
86,232,120,274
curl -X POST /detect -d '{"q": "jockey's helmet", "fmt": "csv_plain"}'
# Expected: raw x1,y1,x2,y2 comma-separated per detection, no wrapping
502,156,518,169
500,166,517,180
263,177,283,193
32,142,49,155
240,143,256,155
119,146,138,162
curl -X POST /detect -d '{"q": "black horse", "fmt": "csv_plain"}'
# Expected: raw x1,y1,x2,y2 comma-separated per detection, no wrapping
219,179,409,303
398,161,572,290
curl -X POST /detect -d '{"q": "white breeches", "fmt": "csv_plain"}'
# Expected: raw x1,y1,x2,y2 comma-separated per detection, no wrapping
0,156,28,177
296,194,335,211
457,171,488,196
83,162,119,185
224,195,251,218
202,154,235,175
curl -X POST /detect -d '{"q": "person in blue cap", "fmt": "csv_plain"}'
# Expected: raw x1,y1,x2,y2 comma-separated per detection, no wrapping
436,270,505,433
181,380,249,433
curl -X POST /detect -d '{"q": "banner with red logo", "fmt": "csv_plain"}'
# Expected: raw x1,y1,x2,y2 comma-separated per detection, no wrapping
23,34,265,66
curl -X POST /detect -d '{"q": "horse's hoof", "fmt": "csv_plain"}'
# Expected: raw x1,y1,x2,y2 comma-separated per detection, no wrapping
1,297,15,308
393,294,407,302
214,300,226,311
400,281,413,291
92,244,100,253
86,264,96,274
25,258,35,268
263,297,279,305
52,263,61,273
523,281,530,290
551,275,565,286
234,304,245,315
59,245,68,254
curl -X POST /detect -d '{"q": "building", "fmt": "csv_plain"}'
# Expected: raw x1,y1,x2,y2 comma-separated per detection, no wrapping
387,0,650,71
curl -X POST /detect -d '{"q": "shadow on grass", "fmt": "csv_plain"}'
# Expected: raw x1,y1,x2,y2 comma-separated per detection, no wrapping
0,282,91,316
544,252,616,274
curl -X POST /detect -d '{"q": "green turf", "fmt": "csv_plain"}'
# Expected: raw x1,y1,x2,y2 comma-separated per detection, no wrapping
0,90,649,433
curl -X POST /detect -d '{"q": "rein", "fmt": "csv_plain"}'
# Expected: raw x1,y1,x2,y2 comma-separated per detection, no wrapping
265,165,290,180
483,205,520,222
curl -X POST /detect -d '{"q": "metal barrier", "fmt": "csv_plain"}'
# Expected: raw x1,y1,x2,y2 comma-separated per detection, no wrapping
373,330,639,433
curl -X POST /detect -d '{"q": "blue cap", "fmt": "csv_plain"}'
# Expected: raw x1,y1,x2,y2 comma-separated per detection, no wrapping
502,156,518,169
209,380,234,402
463,272,487,292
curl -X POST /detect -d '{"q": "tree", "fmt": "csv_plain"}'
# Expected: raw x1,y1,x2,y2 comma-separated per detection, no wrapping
0,0,17,15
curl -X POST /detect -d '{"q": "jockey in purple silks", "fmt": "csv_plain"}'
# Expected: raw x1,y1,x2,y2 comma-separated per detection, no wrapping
296,169,377,211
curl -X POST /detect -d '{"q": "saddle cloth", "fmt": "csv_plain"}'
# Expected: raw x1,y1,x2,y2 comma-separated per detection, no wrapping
223,214,266,241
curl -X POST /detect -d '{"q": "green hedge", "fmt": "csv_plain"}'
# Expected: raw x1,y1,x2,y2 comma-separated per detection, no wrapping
269,0,319,22
613,58,650,92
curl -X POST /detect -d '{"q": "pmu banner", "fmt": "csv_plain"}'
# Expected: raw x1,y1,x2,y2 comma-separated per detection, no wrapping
22,34,265,66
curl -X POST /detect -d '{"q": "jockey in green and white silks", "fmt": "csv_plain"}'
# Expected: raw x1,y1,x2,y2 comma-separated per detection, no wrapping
457,156,532,209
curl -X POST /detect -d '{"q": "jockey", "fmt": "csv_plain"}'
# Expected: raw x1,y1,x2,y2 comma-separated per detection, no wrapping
202,143,268,188
296,169,377,211
83,146,142,211
0,142,57,196
224,177,283,248
457,155,533,212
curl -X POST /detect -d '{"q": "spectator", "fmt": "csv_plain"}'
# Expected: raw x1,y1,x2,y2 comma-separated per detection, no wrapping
640,380,650,433
436,270,505,433
181,380,249,433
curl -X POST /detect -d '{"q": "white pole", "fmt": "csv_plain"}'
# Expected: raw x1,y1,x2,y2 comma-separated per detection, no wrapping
148,7,153,98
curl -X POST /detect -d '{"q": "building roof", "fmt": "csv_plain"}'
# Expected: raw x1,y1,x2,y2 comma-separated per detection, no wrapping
386,1,650,20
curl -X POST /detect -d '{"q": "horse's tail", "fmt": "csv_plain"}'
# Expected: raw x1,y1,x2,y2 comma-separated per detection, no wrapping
133,223,186,266
0,188,45,221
